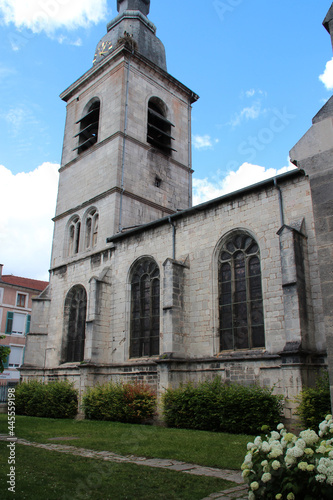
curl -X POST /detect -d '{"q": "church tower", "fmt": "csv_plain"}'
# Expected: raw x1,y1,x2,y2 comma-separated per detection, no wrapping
51,0,198,271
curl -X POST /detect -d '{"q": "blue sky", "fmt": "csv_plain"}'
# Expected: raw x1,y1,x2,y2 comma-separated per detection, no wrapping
1,0,333,279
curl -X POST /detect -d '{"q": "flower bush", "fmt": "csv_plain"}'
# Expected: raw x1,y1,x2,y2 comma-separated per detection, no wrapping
242,415,333,499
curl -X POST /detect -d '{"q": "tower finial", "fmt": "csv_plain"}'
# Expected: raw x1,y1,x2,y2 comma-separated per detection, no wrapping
117,0,150,16
323,3,333,51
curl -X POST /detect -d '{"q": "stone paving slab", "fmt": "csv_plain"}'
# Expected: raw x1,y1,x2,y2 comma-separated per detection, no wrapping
200,484,248,500
0,435,247,499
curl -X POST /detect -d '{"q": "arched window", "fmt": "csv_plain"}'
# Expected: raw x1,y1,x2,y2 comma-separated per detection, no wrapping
147,97,175,155
68,217,81,256
85,209,99,249
74,99,100,155
130,258,160,358
63,286,87,363
218,232,265,351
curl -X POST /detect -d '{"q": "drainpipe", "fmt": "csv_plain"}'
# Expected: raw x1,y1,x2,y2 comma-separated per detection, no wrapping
168,217,176,260
188,97,192,208
274,177,285,227
118,51,132,233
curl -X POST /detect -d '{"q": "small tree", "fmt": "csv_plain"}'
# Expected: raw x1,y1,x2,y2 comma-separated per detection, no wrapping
0,335,10,373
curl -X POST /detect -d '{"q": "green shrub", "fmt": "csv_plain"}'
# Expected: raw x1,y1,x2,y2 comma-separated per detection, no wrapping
163,378,283,434
16,380,78,419
83,380,157,423
295,371,331,430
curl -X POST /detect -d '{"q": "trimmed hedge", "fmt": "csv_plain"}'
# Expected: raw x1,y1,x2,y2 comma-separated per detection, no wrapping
295,371,332,430
83,381,157,424
16,380,78,419
162,378,284,434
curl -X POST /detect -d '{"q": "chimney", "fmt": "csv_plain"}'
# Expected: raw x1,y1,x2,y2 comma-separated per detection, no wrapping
323,3,333,51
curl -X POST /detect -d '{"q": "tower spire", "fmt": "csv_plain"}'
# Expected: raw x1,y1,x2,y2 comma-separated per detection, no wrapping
323,3,333,51
117,0,150,16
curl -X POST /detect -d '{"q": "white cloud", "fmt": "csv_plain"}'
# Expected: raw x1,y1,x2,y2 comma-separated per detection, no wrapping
0,0,108,36
245,89,256,98
193,162,296,206
0,163,59,280
319,58,333,90
193,134,219,150
229,102,266,127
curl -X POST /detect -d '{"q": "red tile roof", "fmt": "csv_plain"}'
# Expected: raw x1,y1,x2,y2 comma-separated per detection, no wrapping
0,275,49,292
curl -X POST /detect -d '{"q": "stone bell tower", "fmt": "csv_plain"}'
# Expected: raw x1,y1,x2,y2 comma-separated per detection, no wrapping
50,0,199,271
23,0,198,374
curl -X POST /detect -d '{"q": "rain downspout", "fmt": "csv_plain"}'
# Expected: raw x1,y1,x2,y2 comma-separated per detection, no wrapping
168,217,176,260
188,97,192,208
118,51,132,233
274,177,285,226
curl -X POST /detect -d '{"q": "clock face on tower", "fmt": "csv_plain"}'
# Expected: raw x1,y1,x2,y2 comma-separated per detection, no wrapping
93,40,113,64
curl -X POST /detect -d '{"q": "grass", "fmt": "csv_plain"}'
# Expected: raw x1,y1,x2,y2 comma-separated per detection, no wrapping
0,415,252,470
0,442,235,500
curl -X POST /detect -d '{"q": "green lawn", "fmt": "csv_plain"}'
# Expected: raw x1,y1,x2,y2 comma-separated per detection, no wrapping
0,442,235,500
0,415,251,470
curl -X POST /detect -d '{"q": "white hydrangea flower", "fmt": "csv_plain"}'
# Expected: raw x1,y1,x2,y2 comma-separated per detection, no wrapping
307,464,315,472
277,423,284,431
254,436,262,448
261,441,270,453
291,446,304,458
299,430,319,446
270,431,280,441
250,481,259,491
298,462,308,471
268,445,283,459
315,474,326,483
248,492,255,500
262,472,272,483
272,460,281,470
295,438,306,450
247,442,256,451
304,448,314,456
285,454,296,467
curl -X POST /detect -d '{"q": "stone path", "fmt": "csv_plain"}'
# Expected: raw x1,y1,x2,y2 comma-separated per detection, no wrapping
0,435,248,499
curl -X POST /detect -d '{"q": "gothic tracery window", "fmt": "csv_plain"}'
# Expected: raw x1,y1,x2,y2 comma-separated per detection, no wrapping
218,232,265,351
130,258,160,358
85,209,99,249
63,286,87,363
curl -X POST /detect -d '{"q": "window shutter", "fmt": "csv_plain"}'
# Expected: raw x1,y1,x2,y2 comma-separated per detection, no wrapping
26,315,31,334
3,354,9,369
5,312,14,334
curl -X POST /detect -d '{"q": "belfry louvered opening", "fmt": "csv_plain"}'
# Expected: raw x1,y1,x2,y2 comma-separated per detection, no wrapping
74,99,100,154
147,97,175,155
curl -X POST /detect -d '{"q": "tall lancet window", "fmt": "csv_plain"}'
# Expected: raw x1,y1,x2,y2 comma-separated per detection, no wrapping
85,209,99,249
218,232,265,351
130,258,160,358
68,217,81,256
63,286,87,363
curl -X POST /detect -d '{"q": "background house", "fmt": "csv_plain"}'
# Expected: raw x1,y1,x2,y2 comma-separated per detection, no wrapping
0,264,48,383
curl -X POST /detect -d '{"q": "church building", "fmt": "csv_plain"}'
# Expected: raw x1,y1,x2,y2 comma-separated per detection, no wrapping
22,0,333,422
